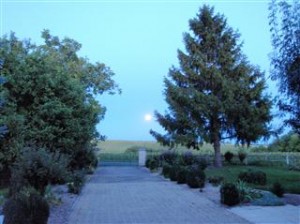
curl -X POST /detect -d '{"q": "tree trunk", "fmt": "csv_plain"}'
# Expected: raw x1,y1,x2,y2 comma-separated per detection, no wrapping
213,133,222,168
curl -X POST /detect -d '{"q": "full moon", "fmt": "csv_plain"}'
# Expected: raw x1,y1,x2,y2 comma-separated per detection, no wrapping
144,114,152,121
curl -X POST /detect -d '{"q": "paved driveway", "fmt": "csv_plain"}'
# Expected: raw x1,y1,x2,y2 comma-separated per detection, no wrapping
68,166,251,224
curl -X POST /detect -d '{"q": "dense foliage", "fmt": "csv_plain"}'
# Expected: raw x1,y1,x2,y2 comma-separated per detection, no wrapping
3,187,49,224
151,5,272,167
268,132,300,152
0,31,119,172
269,0,300,133
220,183,240,206
9,147,69,196
238,170,267,185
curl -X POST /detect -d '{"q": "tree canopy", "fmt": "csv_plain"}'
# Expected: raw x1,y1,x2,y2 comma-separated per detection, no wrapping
151,5,272,167
0,31,119,170
269,0,300,134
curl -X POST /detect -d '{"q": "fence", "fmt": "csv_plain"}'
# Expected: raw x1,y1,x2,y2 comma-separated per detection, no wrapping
146,151,300,168
99,152,138,166
245,152,300,167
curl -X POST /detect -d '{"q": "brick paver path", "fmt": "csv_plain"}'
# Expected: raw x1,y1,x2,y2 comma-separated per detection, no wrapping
68,166,251,224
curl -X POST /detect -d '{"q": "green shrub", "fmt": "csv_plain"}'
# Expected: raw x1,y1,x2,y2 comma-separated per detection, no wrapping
145,158,151,168
162,163,172,177
169,165,179,182
186,165,206,188
181,151,195,166
238,151,247,163
3,187,49,224
67,170,86,194
271,182,285,197
238,170,267,185
220,183,240,206
268,132,300,152
194,156,208,170
44,185,62,206
160,151,177,165
208,176,224,186
176,166,188,184
70,147,98,170
10,148,69,196
146,158,159,171
224,151,234,163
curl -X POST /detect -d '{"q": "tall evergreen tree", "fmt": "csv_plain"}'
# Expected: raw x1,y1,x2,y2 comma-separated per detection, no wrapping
269,0,300,134
151,5,272,167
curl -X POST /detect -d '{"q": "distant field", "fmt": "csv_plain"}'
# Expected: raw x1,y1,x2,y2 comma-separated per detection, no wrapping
97,140,239,154
97,140,300,170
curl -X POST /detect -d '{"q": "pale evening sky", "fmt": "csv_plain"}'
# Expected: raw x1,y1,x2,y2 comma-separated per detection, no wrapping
1,0,278,141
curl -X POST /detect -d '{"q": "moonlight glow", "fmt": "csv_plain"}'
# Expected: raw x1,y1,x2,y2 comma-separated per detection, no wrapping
144,114,152,121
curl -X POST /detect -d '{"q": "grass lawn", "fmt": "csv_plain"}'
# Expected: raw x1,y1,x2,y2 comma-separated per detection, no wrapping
206,165,300,194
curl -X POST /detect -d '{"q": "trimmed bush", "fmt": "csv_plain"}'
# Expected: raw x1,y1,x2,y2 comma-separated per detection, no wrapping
224,151,234,163
176,166,188,184
145,158,151,168
194,156,208,170
271,182,285,197
181,151,195,166
169,165,179,182
3,187,49,224
238,151,247,163
238,170,267,185
162,163,172,177
146,158,159,171
10,148,69,196
186,165,206,188
220,183,240,206
160,150,177,165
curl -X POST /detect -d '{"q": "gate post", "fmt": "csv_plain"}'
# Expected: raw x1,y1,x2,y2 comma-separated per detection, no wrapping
139,148,146,166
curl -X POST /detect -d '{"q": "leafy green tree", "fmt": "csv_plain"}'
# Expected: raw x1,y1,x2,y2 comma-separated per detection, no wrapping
151,6,272,167
0,31,119,169
269,0,300,134
0,59,8,138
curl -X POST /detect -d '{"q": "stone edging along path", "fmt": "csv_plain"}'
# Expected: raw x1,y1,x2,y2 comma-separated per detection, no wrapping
67,166,251,224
